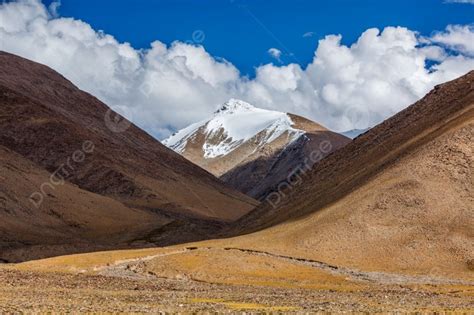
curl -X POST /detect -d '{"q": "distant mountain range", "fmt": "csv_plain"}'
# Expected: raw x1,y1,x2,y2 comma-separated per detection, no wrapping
163,99,350,199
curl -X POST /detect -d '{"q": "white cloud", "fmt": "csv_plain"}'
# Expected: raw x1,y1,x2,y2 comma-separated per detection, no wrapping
48,0,60,18
430,24,474,56
303,31,315,38
267,48,282,61
0,0,473,138
256,63,302,91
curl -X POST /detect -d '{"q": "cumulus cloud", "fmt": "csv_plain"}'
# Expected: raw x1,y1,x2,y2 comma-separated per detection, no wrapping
430,24,474,56
0,0,473,138
268,48,282,61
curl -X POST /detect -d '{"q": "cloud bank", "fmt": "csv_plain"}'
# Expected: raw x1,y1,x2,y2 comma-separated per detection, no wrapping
1,0,473,138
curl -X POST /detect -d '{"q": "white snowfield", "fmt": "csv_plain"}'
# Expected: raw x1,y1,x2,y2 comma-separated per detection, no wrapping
162,99,304,158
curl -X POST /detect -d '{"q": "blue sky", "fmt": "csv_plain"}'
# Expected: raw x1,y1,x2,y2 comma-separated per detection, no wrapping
42,0,474,76
1,0,473,138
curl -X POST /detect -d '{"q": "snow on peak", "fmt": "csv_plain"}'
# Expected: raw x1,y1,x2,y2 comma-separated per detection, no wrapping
214,98,255,114
163,99,304,159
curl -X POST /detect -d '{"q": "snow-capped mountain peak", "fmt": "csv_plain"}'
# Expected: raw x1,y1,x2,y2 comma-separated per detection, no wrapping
162,99,348,192
162,99,349,197
163,99,304,159
214,98,255,114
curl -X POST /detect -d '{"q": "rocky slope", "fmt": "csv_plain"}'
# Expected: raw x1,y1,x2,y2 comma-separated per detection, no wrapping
0,51,257,262
164,99,349,199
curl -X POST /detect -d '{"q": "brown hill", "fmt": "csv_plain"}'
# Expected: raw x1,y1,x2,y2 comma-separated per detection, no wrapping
233,70,474,233
220,70,474,278
0,51,257,261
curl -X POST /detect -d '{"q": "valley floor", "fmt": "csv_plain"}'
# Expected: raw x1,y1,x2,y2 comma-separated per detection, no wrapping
0,245,473,313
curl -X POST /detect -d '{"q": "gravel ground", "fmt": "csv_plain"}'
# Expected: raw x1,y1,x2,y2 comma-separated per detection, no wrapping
0,268,473,313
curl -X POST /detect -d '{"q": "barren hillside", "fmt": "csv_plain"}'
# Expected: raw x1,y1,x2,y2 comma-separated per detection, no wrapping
0,52,257,261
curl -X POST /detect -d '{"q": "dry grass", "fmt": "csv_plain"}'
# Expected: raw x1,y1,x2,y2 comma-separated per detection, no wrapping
188,298,300,311
143,248,358,290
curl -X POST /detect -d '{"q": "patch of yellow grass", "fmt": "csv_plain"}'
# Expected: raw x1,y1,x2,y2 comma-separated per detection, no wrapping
224,302,299,311
145,248,361,290
188,298,299,311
